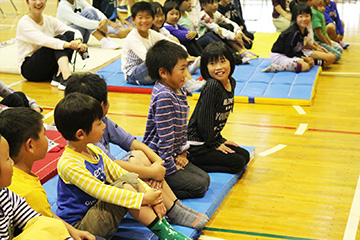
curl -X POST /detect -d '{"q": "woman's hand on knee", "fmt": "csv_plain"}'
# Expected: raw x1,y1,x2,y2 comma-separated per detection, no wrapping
217,143,235,154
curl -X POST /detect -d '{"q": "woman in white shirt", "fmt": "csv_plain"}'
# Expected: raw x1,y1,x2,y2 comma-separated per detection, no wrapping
16,0,87,90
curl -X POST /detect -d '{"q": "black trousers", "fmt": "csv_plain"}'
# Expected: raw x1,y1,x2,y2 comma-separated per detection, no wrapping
0,92,29,108
180,39,203,57
188,144,250,174
219,23,254,49
21,31,75,82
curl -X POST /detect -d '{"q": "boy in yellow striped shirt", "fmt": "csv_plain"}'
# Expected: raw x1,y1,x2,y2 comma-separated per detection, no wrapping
54,92,191,240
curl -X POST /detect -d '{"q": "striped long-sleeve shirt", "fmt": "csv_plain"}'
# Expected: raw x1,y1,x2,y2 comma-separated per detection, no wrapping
56,144,151,225
143,82,189,176
0,188,40,240
188,78,235,149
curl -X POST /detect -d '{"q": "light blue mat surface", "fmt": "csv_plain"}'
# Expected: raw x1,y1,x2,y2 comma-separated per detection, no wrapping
97,58,320,105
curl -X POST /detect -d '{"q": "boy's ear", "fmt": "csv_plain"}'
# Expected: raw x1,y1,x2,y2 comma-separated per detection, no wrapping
75,129,86,141
24,138,35,154
158,67,169,79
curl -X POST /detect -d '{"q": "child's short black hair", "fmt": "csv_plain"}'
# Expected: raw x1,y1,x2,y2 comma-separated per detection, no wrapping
65,73,108,105
291,3,312,22
146,40,188,81
200,0,218,7
150,1,163,15
200,42,235,80
54,93,103,141
131,1,155,19
163,1,180,19
169,0,186,8
0,108,43,158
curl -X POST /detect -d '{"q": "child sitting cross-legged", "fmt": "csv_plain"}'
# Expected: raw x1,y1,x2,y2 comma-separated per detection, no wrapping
0,108,98,240
54,92,195,240
64,73,209,229
163,1,203,57
143,40,210,200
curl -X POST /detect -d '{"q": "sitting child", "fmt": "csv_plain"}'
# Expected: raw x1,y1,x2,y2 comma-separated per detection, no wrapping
323,0,349,49
197,0,257,59
122,1,204,92
0,108,97,240
57,0,128,49
0,133,80,240
309,0,342,61
217,0,254,50
187,42,250,173
54,92,195,240
143,39,210,199
290,1,336,67
163,1,203,57
64,73,209,228
150,2,179,42
262,4,315,73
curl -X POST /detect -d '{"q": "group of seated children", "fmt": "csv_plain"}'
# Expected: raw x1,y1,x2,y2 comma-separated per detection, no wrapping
1,35,250,238
263,0,348,73
16,0,258,91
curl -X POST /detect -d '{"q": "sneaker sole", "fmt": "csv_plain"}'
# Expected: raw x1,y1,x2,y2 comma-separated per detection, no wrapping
51,80,60,87
58,84,66,90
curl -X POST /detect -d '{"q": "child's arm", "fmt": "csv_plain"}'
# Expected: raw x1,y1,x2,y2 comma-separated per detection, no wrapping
7,189,41,230
58,154,148,210
51,214,95,240
164,24,191,41
198,11,236,40
314,27,332,46
329,1,344,36
150,92,180,174
190,82,227,149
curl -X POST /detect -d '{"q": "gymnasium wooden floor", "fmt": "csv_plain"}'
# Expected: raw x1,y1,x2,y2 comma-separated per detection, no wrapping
1,0,360,239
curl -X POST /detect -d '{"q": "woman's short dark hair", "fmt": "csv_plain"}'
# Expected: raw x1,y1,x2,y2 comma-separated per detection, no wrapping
200,42,235,80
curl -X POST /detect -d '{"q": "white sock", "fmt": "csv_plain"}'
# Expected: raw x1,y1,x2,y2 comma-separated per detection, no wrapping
188,57,201,74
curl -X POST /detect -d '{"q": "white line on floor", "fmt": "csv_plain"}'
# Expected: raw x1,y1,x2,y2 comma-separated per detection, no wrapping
293,105,306,115
258,144,287,157
43,110,54,120
295,123,308,135
8,79,25,87
343,173,360,240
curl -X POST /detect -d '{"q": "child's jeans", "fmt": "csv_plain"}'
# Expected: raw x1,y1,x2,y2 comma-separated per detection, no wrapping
126,62,155,85
74,172,140,239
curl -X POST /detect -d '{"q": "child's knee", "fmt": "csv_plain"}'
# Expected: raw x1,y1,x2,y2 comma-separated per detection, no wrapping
130,151,150,166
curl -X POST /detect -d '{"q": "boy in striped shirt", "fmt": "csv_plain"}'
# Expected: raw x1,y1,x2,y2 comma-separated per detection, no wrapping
54,92,192,240
143,40,210,200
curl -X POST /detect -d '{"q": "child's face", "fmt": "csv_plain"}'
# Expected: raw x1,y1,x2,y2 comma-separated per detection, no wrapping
207,56,231,82
202,1,219,14
161,58,188,91
166,9,180,25
132,11,154,35
0,137,14,188
85,119,106,144
32,126,49,160
180,0,192,12
153,9,165,29
27,0,47,15
296,13,311,29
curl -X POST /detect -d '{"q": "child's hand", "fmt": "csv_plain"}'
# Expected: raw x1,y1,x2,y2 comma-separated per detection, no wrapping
152,203,167,219
302,57,314,67
175,155,188,167
216,143,235,154
318,46,328,53
98,19,108,34
108,20,122,30
243,35,253,45
143,189,163,206
69,228,95,240
147,179,163,190
77,43,88,53
186,31,197,40
234,33,244,46
150,161,166,181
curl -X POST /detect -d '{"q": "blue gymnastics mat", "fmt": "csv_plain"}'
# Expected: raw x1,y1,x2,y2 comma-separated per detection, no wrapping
43,143,255,240
98,58,320,106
